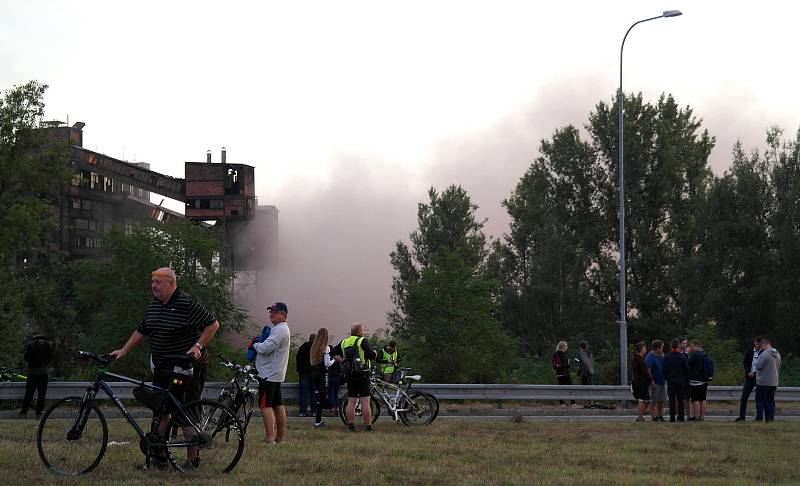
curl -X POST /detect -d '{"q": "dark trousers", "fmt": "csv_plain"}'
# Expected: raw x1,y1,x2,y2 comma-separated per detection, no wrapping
298,374,315,414
557,375,575,405
756,385,777,422
738,376,757,419
667,382,685,421
327,373,342,411
312,372,328,424
21,374,48,415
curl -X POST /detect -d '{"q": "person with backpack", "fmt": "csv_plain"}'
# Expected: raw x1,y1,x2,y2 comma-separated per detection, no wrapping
19,334,54,419
337,323,377,432
309,328,334,428
687,340,713,421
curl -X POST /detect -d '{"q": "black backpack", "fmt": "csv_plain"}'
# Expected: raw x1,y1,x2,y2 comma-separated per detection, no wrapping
340,337,367,380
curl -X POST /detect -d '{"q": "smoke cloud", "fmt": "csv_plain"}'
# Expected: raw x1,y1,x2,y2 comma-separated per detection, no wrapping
238,76,798,343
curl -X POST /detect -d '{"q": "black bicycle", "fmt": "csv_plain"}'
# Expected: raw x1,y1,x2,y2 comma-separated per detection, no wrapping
216,354,259,435
36,351,244,475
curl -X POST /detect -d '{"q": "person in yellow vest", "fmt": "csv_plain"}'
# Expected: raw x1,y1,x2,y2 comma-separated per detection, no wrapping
336,323,377,432
380,340,398,382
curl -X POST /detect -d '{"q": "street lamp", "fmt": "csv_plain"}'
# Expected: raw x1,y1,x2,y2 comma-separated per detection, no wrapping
618,10,682,386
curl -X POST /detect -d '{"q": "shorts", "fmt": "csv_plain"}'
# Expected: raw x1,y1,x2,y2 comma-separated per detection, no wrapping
258,379,283,408
651,383,667,402
346,374,371,398
631,382,650,402
689,384,708,402
152,360,206,407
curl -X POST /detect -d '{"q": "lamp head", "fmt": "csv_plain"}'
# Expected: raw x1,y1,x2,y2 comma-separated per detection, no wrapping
662,10,682,17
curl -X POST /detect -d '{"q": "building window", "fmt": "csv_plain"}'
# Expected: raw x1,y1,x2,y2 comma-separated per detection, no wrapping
210,199,223,209
88,220,98,231
71,198,81,209
75,218,89,230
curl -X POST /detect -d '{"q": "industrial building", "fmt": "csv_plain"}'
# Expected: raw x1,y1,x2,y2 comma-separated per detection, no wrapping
41,121,277,289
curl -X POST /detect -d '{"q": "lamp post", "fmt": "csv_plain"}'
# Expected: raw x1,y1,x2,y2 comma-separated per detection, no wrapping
618,10,682,386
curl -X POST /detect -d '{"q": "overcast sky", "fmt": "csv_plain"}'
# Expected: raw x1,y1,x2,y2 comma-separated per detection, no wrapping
3,1,799,340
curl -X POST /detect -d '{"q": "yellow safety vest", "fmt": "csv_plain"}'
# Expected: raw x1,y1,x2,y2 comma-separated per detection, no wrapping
381,348,397,374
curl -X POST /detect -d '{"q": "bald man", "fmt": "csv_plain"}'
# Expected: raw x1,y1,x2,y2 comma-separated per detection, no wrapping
110,267,220,468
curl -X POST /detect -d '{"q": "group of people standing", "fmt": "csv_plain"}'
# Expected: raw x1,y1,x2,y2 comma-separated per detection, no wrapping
631,336,782,423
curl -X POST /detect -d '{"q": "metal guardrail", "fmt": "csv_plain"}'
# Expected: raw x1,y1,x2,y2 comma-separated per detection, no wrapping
1,382,799,402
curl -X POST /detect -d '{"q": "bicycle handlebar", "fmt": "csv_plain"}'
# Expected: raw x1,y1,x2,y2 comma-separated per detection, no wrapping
79,351,116,366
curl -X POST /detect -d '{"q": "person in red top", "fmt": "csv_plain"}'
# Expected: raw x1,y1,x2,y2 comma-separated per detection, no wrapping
631,341,652,422
552,341,577,408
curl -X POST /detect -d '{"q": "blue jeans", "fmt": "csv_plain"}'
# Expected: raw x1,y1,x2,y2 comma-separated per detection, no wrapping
739,377,757,419
327,373,342,411
298,375,315,415
755,385,777,421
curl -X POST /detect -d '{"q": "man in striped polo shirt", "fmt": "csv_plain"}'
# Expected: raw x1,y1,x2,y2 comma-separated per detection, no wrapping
110,267,220,468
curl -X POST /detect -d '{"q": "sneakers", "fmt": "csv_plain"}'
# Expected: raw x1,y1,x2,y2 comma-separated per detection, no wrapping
347,424,356,432
687,417,698,422
313,421,327,428
364,425,373,432
182,458,200,471
298,413,307,417
635,417,645,422
734,417,746,422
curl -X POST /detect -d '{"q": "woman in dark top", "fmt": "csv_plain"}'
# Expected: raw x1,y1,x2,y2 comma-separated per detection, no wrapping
552,341,576,407
309,328,334,427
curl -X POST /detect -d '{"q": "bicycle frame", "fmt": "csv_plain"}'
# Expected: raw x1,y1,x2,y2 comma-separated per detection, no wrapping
371,370,417,420
72,368,203,451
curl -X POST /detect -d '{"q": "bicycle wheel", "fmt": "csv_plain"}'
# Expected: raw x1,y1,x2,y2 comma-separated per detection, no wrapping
398,393,435,426
337,393,381,425
37,396,108,475
167,399,244,473
237,393,256,433
410,392,440,423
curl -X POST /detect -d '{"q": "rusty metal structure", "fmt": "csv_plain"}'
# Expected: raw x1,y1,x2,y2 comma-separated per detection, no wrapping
42,122,276,286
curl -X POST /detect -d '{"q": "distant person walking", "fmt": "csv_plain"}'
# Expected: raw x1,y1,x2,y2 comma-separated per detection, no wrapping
552,341,577,408
253,302,291,443
687,340,712,421
296,333,316,417
735,336,763,422
663,338,689,422
645,340,667,421
631,342,652,422
309,328,334,428
19,335,54,419
576,341,594,408
755,338,781,423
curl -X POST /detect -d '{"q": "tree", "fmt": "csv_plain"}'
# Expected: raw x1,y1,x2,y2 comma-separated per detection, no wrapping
589,93,715,339
389,185,514,382
68,220,250,376
767,127,800,353
493,126,611,357
694,140,775,346
0,81,70,365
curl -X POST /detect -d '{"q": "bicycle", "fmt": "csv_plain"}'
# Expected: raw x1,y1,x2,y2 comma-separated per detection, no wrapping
36,351,244,475
338,367,439,426
216,354,259,435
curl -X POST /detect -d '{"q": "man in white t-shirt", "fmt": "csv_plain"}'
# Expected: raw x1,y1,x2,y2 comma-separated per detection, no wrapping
253,302,291,443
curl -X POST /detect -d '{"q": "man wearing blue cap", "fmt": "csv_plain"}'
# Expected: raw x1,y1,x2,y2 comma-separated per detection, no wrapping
253,302,291,443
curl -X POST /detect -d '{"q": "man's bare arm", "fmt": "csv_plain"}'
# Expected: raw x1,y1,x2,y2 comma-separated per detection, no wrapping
110,330,145,359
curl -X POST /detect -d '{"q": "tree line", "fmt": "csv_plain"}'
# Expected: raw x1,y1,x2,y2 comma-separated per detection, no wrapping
4,81,799,385
390,93,800,385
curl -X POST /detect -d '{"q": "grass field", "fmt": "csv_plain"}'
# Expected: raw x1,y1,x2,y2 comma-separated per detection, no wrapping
3,417,798,485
